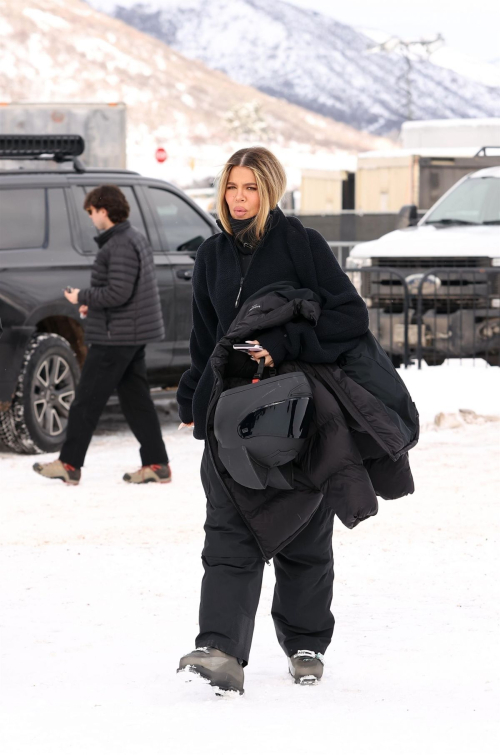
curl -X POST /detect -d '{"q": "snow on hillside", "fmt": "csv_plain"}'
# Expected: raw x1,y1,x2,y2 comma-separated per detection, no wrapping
0,0,392,186
95,0,500,135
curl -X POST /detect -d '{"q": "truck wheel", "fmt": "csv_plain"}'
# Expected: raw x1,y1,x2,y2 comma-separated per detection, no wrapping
425,355,446,366
483,353,500,367
0,334,79,454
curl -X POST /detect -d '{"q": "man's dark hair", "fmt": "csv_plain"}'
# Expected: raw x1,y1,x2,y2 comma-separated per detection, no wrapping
83,185,130,223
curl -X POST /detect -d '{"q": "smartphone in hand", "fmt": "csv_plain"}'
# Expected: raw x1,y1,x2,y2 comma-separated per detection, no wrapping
232,344,262,352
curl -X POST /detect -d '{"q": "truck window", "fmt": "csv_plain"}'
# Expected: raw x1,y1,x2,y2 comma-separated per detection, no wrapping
148,187,211,252
424,177,500,225
0,188,46,250
75,186,148,253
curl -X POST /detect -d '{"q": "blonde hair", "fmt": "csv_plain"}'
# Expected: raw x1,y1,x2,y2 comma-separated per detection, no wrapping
216,147,287,243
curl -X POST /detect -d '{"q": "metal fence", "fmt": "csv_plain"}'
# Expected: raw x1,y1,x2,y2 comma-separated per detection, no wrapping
328,242,356,269
414,267,500,368
342,265,500,369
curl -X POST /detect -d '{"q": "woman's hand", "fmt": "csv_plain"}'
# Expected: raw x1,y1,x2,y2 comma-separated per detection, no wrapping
245,340,274,368
178,422,194,429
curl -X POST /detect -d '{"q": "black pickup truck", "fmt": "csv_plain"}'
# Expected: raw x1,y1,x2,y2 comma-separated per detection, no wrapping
0,136,217,454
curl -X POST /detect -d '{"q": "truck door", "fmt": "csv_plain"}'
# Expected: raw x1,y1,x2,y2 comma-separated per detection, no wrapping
144,187,214,370
0,184,92,411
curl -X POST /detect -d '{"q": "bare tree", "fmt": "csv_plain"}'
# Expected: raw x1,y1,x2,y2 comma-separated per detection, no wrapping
224,101,273,140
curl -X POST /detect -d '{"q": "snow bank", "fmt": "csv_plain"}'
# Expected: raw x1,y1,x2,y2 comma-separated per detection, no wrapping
398,359,500,424
1,365,499,754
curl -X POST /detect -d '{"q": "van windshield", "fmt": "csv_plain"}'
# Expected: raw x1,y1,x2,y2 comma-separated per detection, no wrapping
424,177,500,226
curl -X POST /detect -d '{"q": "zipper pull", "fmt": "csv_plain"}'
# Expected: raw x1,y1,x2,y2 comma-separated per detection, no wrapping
235,276,244,308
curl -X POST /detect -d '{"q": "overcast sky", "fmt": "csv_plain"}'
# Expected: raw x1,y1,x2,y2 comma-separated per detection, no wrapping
289,0,499,64
95,0,499,64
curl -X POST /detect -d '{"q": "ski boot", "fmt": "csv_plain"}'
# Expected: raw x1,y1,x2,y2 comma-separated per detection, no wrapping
288,650,324,685
177,647,244,696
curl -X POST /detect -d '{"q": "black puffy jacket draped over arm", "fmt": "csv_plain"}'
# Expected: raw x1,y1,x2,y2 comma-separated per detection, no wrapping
176,208,369,437
203,287,418,559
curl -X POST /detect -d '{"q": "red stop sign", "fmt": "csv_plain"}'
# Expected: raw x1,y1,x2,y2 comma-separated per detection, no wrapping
155,147,168,163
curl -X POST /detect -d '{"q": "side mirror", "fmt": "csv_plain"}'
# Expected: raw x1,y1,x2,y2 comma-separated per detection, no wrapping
397,204,418,229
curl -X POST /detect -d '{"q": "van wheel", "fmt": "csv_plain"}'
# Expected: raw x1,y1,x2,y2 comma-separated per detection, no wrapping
0,334,80,454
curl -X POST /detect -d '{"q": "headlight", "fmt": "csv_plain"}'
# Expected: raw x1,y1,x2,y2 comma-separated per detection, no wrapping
345,257,372,269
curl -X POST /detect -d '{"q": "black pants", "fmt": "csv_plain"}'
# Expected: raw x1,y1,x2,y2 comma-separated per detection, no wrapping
60,344,168,469
196,451,335,665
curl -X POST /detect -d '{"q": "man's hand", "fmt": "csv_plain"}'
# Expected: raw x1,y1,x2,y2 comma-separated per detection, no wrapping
245,340,274,367
178,422,194,429
79,305,88,317
64,288,80,305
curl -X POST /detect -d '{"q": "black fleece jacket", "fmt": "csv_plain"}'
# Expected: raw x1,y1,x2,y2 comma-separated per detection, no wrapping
177,208,369,438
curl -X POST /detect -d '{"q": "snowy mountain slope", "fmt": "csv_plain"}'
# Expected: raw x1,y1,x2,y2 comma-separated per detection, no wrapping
96,0,500,135
0,0,392,184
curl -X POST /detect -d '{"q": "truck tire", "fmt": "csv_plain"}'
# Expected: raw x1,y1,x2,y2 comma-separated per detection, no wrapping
425,356,446,366
390,355,402,369
0,333,79,454
483,353,500,367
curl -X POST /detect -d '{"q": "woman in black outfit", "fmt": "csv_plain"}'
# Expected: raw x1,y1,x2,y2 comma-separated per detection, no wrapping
176,146,371,695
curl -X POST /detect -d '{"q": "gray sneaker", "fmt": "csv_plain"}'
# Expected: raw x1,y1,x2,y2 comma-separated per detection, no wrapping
123,463,171,484
177,647,244,696
288,650,324,684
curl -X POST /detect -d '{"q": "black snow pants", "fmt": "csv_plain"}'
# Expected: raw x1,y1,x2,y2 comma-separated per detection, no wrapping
60,344,168,469
196,450,335,665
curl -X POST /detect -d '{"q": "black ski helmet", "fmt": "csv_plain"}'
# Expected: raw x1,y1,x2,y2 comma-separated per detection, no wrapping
214,362,313,490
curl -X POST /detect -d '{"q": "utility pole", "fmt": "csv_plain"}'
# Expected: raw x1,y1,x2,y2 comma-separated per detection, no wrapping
367,34,444,121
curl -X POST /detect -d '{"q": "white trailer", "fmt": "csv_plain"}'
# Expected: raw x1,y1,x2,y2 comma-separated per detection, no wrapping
401,118,500,151
0,103,126,169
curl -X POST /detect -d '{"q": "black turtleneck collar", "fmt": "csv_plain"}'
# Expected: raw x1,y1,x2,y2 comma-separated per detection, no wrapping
218,209,278,254
228,215,258,254
94,220,130,249
229,215,255,236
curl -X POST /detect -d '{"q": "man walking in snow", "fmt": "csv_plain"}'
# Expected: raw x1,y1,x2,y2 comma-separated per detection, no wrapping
33,185,170,485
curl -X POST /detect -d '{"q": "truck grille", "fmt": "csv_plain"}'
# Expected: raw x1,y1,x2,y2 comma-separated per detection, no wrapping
362,262,499,312
372,257,491,269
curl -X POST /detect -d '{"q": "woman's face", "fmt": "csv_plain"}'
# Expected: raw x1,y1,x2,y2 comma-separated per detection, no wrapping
225,166,261,220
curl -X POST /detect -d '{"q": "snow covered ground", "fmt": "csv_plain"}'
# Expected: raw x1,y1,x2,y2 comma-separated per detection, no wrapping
1,362,499,754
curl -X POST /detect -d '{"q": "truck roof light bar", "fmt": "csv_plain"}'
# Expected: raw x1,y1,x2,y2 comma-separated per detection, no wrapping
0,134,86,172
